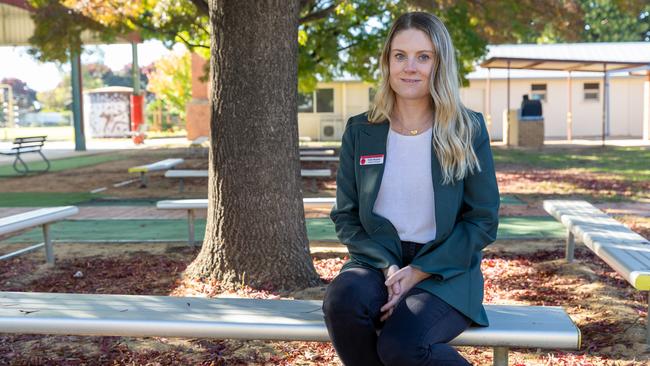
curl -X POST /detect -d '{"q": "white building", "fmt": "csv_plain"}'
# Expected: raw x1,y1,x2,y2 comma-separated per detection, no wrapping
463,42,650,140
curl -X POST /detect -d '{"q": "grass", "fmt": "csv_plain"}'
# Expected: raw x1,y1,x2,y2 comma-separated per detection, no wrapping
2,217,565,243
0,153,124,177
493,146,650,181
0,192,103,207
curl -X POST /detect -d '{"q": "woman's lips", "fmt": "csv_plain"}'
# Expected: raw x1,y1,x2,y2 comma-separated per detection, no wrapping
401,78,420,83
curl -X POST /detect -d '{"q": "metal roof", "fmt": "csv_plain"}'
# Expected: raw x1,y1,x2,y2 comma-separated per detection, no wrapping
0,1,123,46
479,42,650,72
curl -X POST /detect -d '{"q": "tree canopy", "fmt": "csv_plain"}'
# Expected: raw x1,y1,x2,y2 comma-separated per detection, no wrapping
26,0,649,91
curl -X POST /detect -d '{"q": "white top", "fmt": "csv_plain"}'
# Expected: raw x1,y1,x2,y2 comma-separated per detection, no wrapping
373,127,436,243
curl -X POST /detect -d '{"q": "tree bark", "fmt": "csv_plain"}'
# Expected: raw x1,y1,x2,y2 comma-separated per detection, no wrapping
185,0,321,290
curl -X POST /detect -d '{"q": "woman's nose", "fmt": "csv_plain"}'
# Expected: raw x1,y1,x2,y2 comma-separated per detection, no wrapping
404,57,417,72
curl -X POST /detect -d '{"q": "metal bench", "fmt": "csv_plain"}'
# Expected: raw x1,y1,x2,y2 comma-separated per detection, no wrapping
0,291,580,366
128,158,184,187
156,197,336,245
543,199,650,344
0,136,50,175
300,156,339,162
301,168,331,192
165,169,209,192
0,206,79,265
300,149,335,156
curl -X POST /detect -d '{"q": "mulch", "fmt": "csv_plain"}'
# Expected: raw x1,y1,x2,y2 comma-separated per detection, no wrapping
0,242,648,365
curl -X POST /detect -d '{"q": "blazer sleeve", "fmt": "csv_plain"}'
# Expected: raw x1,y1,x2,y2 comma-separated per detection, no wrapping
330,122,400,270
409,113,499,280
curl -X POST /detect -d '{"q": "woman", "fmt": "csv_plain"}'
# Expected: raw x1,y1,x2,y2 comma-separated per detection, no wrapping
323,12,500,366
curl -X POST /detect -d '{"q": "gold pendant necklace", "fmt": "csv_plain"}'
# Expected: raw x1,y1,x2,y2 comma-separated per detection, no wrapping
409,129,419,135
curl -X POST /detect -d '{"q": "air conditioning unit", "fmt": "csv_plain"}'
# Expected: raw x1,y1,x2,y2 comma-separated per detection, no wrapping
319,117,343,141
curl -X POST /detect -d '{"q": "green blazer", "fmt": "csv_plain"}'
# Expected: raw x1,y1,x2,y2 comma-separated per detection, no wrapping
330,111,499,326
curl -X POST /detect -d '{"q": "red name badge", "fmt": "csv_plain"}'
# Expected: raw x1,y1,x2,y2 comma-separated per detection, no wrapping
360,154,384,166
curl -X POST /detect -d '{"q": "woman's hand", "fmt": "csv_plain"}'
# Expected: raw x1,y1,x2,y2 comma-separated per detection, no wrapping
380,265,431,321
381,265,401,321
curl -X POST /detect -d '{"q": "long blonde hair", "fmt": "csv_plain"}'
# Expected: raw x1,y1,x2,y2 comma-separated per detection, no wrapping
368,12,481,185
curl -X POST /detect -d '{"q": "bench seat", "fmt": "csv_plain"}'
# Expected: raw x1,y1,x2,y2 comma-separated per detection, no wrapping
299,149,335,156
300,156,339,162
156,198,336,245
0,206,79,264
543,200,650,290
164,170,209,192
128,158,184,187
0,291,580,365
543,199,650,345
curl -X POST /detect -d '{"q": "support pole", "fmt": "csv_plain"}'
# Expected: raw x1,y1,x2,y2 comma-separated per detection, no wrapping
70,49,86,151
601,64,608,147
493,347,508,366
131,42,140,95
187,209,196,246
642,70,650,141
567,71,573,141
43,224,54,265
565,230,575,263
486,68,492,135
505,61,511,146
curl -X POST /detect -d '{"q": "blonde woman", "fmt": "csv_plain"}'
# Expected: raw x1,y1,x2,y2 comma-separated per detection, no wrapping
324,12,499,366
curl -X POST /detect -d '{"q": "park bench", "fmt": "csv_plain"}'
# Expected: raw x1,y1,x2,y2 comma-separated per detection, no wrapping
300,156,339,162
302,168,331,192
0,291,580,366
128,158,184,187
0,136,50,175
543,199,650,344
165,169,209,192
0,206,79,265
299,148,336,156
156,197,336,245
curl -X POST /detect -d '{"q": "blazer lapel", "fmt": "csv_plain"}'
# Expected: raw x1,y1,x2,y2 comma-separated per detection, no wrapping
430,145,460,242
357,122,389,226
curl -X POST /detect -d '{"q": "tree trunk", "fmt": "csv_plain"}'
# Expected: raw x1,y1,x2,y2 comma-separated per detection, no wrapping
185,0,320,290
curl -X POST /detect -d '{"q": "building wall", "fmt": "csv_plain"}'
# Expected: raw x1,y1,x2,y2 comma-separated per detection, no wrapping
297,81,373,141
463,75,646,139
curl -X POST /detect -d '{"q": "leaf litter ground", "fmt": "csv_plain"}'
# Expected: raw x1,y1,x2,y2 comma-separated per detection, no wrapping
0,240,648,365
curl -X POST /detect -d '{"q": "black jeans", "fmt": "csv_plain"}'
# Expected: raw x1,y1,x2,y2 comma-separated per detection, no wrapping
323,241,472,366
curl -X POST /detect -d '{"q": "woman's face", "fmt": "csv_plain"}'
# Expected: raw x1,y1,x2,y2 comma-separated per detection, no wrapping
388,28,435,103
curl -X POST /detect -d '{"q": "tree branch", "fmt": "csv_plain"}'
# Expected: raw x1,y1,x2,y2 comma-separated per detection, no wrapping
299,1,340,24
188,0,209,16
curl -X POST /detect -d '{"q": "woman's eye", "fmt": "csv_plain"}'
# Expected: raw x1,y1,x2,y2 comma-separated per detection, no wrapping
419,54,430,61
395,53,406,60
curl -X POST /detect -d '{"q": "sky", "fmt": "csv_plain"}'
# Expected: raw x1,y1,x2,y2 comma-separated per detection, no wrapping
0,40,184,92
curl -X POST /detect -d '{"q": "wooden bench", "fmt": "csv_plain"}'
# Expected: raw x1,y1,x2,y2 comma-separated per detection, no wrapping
165,169,209,192
157,197,336,245
0,206,79,265
0,136,50,175
543,199,650,344
0,291,580,366
128,158,184,187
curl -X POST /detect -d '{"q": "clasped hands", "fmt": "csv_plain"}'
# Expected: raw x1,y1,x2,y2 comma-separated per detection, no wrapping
380,264,431,322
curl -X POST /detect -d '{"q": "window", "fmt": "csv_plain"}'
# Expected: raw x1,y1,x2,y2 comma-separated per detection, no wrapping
298,92,313,113
530,84,547,102
316,88,334,113
584,83,600,101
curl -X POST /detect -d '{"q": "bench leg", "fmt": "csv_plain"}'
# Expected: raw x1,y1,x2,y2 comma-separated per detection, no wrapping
187,209,196,246
565,229,575,263
179,178,185,193
43,224,54,265
139,172,148,188
492,346,508,366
